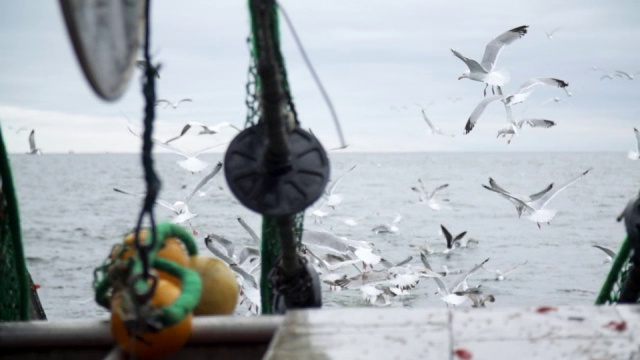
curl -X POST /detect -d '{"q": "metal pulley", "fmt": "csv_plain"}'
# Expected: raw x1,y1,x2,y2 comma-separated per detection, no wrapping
224,122,330,217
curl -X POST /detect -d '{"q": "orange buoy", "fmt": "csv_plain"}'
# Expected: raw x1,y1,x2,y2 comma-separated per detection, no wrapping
112,231,189,287
189,255,239,315
111,278,192,359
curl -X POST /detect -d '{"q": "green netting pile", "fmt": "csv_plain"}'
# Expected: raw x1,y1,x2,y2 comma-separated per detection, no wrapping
595,237,636,304
0,124,31,321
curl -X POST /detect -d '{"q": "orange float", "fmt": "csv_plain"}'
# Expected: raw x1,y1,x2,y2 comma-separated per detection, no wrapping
189,255,239,315
111,278,192,359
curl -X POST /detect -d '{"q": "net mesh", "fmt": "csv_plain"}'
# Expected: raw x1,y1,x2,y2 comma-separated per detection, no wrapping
0,124,30,321
595,237,637,304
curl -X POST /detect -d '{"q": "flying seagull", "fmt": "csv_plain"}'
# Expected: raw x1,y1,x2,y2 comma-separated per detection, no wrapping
483,177,554,218
421,109,455,137
452,25,529,96
411,179,449,211
496,119,557,144
483,169,591,227
544,27,561,40
440,224,467,252
28,129,42,155
156,98,193,109
165,122,242,144
127,123,227,173
114,161,223,226
464,78,569,134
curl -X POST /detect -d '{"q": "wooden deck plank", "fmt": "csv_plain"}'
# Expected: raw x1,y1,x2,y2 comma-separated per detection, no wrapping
263,308,450,360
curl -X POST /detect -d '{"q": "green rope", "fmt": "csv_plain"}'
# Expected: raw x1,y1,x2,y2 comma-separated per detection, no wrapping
595,237,633,304
0,123,30,321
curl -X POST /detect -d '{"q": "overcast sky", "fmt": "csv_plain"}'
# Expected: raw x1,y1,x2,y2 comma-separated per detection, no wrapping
1,0,639,153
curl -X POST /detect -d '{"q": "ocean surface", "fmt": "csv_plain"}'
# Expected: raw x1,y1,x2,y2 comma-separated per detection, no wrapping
9,152,639,320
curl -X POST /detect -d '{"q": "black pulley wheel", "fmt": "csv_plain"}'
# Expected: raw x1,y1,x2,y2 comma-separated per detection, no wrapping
224,123,330,216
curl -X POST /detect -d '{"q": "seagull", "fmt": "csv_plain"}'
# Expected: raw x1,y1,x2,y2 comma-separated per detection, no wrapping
613,70,635,80
592,244,616,264
114,162,223,227
483,169,591,227
411,179,449,211
496,119,557,144
127,124,227,173
204,234,259,290
600,74,615,81
493,260,528,281
544,27,561,40
156,98,193,109
323,164,357,209
165,122,242,144
483,177,554,217
627,128,640,160
28,129,42,155
468,293,496,308
431,258,489,306
372,213,402,234
420,109,455,137
440,224,467,252
452,25,528,96
464,78,569,134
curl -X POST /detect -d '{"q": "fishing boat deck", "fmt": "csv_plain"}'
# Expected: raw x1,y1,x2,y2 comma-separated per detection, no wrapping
2,305,639,359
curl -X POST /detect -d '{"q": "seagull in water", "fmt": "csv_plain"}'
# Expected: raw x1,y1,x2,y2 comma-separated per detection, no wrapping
452,25,529,96
155,98,192,109
372,214,402,234
464,78,569,134
411,179,449,211
439,224,467,254
493,260,528,281
483,169,591,227
627,128,640,160
420,109,455,137
165,122,241,144
28,129,42,155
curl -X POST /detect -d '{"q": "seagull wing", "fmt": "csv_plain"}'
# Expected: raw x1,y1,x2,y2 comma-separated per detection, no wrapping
452,257,490,293
481,25,529,72
155,99,171,107
204,236,258,288
326,164,357,195
613,70,633,80
528,183,554,201
432,276,450,295
29,130,36,152
482,184,534,213
451,49,487,73
421,109,438,134
488,177,511,193
522,119,556,128
452,231,467,243
515,78,569,95
165,124,194,144
205,232,236,258
440,224,453,249
127,124,189,157
634,128,640,153
501,260,528,277
464,95,508,134
420,251,434,271
237,217,261,244
178,98,193,105
592,244,616,258
302,230,351,253
184,161,223,203
428,183,449,200
530,169,591,209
